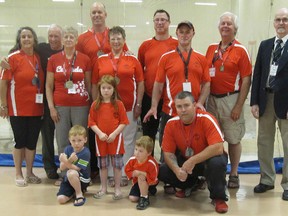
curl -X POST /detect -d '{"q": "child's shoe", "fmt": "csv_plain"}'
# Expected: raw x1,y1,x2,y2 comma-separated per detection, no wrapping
136,196,150,210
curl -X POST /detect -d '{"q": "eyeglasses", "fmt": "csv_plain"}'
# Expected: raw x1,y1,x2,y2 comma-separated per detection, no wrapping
274,17,288,24
153,18,169,23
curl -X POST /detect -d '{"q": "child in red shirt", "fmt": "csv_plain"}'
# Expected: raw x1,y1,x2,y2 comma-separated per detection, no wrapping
125,136,159,210
88,75,129,200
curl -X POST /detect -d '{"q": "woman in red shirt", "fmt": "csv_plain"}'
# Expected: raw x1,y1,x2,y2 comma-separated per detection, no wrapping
0,26,44,187
46,26,92,185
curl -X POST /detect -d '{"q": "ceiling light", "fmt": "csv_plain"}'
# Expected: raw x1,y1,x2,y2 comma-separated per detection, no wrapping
52,0,74,2
38,25,51,28
120,25,137,28
0,25,12,28
0,0,5,3
194,2,217,6
120,0,142,3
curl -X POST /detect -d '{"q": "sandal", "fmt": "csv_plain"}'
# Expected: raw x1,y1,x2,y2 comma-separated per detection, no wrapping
74,197,86,207
228,175,240,189
93,190,107,199
15,178,28,187
120,177,128,187
25,175,41,184
108,177,115,188
113,193,123,200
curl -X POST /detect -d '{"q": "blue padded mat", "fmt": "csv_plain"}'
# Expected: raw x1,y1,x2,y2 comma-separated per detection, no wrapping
0,154,283,174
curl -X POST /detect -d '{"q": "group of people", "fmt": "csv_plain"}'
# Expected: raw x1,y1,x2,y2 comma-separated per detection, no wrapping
1,1,288,214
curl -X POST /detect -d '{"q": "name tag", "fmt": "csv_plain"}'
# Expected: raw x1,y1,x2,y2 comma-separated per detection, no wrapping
35,93,43,104
209,67,216,77
68,84,77,94
270,64,278,76
183,82,192,92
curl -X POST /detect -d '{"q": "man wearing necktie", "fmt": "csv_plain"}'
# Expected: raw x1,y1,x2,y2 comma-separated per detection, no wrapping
250,8,288,201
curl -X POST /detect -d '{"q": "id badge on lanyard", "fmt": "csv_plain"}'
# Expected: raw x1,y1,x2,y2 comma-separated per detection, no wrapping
183,82,192,92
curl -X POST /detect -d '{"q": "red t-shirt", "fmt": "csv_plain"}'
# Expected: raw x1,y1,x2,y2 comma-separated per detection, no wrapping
1,50,44,116
156,50,211,116
88,100,129,156
92,52,144,111
125,155,159,185
47,51,91,106
76,28,128,67
138,36,178,97
205,40,252,94
162,109,224,158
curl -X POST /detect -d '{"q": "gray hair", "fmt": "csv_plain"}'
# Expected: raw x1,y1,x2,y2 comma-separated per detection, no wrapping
62,26,78,38
48,24,63,36
219,11,238,35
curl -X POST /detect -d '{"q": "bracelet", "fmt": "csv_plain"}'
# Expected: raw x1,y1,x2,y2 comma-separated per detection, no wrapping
0,105,7,111
136,103,142,108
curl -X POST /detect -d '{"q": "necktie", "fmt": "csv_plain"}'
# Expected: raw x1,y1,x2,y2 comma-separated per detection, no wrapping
272,39,283,64
269,39,283,88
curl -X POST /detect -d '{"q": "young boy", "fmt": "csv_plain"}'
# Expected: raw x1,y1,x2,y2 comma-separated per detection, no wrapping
56,125,91,207
125,136,159,210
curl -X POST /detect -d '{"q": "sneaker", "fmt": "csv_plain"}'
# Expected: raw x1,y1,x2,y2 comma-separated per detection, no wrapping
136,197,150,210
175,187,192,198
212,199,228,213
148,186,157,196
163,184,176,194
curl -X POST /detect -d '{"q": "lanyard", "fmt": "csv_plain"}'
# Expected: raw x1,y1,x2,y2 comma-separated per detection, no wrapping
62,51,77,81
25,54,41,92
109,52,124,77
93,27,108,51
25,54,39,75
179,121,194,149
177,47,192,81
212,40,235,65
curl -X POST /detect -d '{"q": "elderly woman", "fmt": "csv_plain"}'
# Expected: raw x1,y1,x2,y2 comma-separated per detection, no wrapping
92,26,144,188
0,27,44,186
46,26,92,184
205,12,252,188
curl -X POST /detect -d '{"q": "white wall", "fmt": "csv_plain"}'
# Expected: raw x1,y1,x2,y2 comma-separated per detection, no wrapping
0,0,287,59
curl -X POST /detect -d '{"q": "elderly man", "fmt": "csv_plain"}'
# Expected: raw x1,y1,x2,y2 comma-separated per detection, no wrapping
158,91,228,213
205,12,252,188
250,8,288,200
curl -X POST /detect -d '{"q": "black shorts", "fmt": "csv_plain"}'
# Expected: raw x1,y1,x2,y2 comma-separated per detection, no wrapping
129,182,157,197
57,179,89,197
10,116,42,150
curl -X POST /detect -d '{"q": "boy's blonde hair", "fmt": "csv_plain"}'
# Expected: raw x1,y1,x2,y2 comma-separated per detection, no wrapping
135,136,154,153
69,125,87,138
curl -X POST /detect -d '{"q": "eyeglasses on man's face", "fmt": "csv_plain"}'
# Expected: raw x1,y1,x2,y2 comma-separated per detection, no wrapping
274,17,288,24
153,18,169,23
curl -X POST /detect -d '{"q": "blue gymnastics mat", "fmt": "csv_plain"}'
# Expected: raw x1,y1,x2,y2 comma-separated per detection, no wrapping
0,154,60,167
0,154,283,174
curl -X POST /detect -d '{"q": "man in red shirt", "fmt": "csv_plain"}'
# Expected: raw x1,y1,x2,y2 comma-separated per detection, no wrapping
144,20,210,162
159,91,228,214
76,2,109,179
76,2,128,180
138,9,178,153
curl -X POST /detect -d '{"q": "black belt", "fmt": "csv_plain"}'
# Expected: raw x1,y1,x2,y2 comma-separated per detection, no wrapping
211,91,240,98
265,88,274,93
